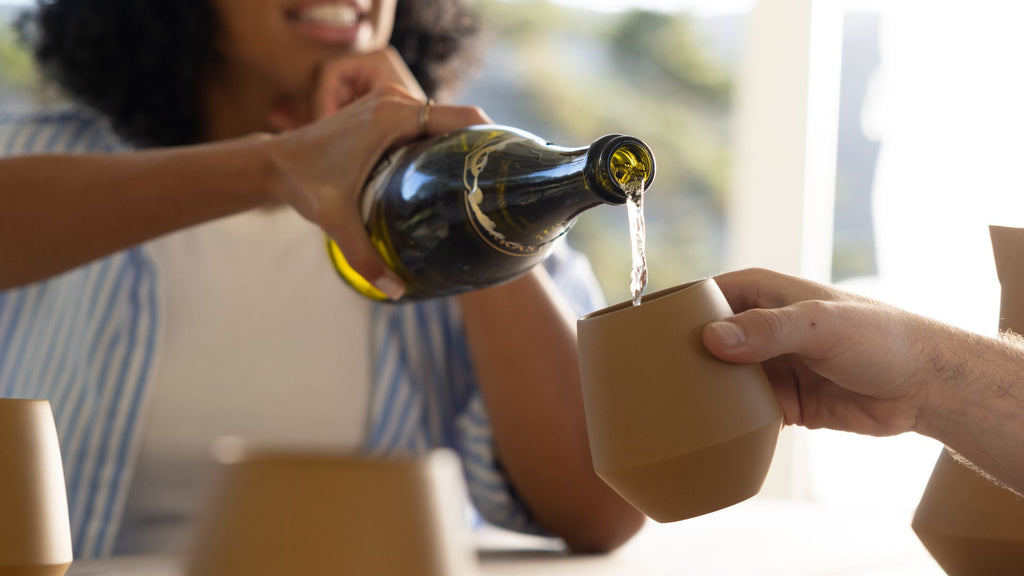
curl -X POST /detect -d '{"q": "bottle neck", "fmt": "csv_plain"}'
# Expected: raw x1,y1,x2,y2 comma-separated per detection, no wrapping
489,134,657,224
584,134,657,205
459,127,656,251
502,150,614,224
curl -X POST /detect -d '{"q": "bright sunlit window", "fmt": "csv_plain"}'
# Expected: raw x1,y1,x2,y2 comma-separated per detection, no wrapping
727,0,1024,515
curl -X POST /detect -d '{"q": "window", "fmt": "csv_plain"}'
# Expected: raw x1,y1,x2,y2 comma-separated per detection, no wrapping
728,0,1024,512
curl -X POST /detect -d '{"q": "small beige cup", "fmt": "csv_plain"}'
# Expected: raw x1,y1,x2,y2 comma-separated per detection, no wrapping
0,398,73,576
185,446,480,576
908,226,1024,575
912,449,1024,575
577,279,783,523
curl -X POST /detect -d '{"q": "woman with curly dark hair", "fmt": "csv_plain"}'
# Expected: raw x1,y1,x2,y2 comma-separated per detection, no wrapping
0,0,643,560
21,0,477,146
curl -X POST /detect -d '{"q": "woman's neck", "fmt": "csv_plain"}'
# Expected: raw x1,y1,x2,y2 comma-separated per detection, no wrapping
201,70,283,142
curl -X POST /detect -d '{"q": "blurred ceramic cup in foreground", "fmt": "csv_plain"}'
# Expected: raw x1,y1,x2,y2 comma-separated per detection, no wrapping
912,449,1024,575
577,278,783,523
909,224,1024,575
186,443,480,576
0,398,73,576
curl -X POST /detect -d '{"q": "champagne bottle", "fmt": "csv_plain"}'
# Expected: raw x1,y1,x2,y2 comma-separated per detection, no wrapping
328,124,656,301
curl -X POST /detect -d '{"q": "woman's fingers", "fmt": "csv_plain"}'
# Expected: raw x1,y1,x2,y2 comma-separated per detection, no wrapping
269,87,492,300
319,201,405,301
315,47,426,119
417,102,492,136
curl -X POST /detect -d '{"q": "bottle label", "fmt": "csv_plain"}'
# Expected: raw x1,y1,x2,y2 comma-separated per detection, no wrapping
463,134,538,257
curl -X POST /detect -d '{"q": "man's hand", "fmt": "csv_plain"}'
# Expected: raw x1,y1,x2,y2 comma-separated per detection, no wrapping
702,268,932,436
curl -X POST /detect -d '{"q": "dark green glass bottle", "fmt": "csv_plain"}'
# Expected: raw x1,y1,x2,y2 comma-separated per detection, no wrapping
328,124,656,301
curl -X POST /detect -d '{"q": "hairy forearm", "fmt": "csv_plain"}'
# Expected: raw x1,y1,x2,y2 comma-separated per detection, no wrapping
915,328,1024,494
0,135,274,288
457,269,644,552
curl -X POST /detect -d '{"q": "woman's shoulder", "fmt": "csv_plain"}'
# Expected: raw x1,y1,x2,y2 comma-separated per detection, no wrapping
0,104,130,155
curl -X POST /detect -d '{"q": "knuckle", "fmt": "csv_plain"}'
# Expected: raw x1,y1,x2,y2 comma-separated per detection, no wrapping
791,299,842,357
465,106,489,123
366,93,404,121
796,299,834,322
380,84,412,99
798,297,839,330
751,308,791,340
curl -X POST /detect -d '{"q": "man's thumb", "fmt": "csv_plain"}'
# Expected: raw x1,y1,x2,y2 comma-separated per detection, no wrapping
703,306,805,364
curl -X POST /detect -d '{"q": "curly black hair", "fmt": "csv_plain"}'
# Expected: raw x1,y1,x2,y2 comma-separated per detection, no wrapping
17,0,481,147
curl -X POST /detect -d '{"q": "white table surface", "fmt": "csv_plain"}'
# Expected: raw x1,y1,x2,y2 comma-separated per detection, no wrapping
67,496,945,576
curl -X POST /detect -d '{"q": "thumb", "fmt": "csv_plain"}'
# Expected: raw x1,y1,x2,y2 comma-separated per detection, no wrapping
703,303,829,364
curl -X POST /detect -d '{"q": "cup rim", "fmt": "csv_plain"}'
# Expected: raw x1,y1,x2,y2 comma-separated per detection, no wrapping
209,438,459,472
579,278,710,323
0,398,51,405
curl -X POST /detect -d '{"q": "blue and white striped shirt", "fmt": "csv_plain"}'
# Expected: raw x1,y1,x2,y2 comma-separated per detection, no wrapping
0,107,606,558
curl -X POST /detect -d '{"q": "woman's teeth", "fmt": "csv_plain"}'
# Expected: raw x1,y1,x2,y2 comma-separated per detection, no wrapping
296,4,359,26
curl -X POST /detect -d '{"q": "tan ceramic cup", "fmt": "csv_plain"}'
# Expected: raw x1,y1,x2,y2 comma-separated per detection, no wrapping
912,449,1024,575
577,278,783,523
186,446,480,576
0,398,73,576
908,224,1024,575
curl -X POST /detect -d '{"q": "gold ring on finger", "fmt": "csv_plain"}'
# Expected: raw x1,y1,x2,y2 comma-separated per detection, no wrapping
417,98,434,135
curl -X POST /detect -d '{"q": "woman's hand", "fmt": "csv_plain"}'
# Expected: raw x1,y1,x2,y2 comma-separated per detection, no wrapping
266,86,488,299
268,47,426,131
264,48,490,299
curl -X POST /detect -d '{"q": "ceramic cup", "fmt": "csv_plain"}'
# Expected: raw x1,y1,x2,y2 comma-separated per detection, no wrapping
0,398,73,576
912,449,1024,575
577,278,783,523
908,224,1024,575
185,445,480,576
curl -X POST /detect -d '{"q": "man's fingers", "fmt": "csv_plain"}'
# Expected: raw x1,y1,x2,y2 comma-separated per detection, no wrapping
703,300,839,364
713,268,844,313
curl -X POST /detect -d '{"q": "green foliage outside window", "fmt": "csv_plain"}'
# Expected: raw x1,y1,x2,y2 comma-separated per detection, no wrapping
474,1,736,302
0,21,37,94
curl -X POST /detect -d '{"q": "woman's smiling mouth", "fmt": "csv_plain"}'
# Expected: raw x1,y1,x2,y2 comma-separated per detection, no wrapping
287,1,367,45
294,3,360,26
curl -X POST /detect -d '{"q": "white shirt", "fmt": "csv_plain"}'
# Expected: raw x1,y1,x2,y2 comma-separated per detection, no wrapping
114,207,371,554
